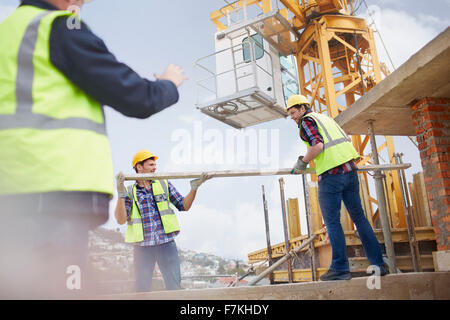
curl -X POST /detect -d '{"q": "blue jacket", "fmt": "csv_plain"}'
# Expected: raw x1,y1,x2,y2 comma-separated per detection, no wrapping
20,0,179,118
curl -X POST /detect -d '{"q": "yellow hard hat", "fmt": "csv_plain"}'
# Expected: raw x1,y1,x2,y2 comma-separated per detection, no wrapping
132,149,158,168
286,94,310,111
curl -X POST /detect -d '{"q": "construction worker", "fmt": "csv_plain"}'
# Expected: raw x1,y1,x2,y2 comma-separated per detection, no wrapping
0,0,186,298
114,150,211,292
286,94,387,281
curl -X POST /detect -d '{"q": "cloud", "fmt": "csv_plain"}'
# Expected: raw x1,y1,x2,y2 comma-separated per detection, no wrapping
361,5,444,70
417,14,450,29
176,201,270,260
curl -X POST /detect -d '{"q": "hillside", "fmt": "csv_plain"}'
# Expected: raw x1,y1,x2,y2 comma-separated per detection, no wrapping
88,227,250,292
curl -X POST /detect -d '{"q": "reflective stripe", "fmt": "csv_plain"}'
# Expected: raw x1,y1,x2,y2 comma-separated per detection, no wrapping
157,179,175,216
159,208,175,216
0,113,106,134
128,185,141,215
127,218,142,226
0,10,106,135
305,114,348,150
16,11,51,114
158,179,169,194
154,193,168,202
323,137,350,149
127,185,134,199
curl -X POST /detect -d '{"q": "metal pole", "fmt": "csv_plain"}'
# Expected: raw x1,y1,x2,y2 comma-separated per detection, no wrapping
124,164,411,181
367,120,397,273
394,153,422,272
248,235,317,286
279,178,293,283
261,185,274,284
302,175,317,281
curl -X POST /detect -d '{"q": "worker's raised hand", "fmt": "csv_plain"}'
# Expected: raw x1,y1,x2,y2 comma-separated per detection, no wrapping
290,156,308,174
190,172,212,191
154,64,187,88
116,172,128,198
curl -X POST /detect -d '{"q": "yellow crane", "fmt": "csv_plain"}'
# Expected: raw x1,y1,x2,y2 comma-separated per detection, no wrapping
197,0,408,236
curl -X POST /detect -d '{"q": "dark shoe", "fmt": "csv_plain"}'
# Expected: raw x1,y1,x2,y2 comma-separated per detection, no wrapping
320,270,352,281
379,266,389,276
369,265,389,276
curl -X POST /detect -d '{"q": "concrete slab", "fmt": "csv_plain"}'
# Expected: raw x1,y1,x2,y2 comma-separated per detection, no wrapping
433,250,450,271
103,272,450,300
335,27,450,136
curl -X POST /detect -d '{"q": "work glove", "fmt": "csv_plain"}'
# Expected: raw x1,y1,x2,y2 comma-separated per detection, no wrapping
190,172,212,191
290,156,308,174
116,172,128,198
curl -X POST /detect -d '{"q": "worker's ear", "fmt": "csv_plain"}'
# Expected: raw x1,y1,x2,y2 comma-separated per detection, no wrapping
135,163,142,173
299,105,306,114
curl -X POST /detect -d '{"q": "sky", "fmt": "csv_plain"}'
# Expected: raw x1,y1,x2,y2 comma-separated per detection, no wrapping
1,0,449,261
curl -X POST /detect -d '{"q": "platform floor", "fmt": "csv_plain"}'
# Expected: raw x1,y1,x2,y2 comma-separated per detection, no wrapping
103,272,450,300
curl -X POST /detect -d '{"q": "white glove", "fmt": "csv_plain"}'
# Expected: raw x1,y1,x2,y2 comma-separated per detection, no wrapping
116,172,127,198
190,172,212,191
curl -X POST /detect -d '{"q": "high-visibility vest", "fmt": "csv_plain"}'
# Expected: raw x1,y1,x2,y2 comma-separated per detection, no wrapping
300,112,360,176
0,6,113,195
125,180,181,243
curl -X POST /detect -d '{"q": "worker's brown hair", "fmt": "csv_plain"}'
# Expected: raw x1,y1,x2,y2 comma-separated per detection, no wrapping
293,104,311,113
134,157,155,173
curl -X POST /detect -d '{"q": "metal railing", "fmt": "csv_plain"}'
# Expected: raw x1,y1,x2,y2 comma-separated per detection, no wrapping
194,32,275,111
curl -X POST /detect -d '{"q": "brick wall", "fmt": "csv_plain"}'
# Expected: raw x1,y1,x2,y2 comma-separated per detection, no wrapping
411,97,450,251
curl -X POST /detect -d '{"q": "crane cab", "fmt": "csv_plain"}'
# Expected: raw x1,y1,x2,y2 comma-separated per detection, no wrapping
195,9,300,129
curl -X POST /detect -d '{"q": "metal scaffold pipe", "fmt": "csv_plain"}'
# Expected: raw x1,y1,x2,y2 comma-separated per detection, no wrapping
261,185,274,284
302,174,317,281
123,164,411,181
279,178,293,283
367,120,398,274
248,234,317,286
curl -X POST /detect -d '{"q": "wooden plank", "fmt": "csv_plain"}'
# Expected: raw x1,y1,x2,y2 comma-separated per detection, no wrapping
286,198,302,239
307,182,323,234
413,173,424,226
247,227,436,263
318,244,332,269
413,172,432,227
408,182,422,227
359,173,373,227
348,255,434,272
273,268,328,282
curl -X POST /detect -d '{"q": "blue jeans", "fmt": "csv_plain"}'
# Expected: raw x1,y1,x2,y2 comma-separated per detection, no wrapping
133,240,181,292
318,170,384,272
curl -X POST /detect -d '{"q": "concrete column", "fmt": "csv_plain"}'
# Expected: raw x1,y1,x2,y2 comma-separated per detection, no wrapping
411,97,450,252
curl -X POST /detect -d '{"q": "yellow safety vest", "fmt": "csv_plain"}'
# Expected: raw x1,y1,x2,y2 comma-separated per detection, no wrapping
300,112,360,175
125,180,181,243
0,6,114,195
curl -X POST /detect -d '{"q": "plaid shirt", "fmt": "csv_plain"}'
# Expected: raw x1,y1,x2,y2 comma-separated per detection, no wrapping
300,110,357,180
125,181,185,246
